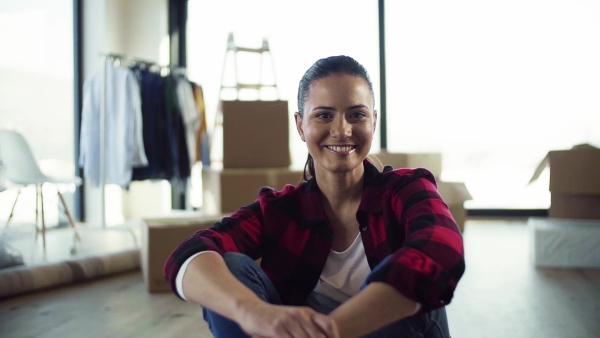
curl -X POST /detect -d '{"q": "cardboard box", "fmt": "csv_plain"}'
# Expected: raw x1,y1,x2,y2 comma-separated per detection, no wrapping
436,181,472,232
372,152,443,178
141,215,226,293
530,144,600,219
222,100,291,168
202,167,304,215
528,217,600,268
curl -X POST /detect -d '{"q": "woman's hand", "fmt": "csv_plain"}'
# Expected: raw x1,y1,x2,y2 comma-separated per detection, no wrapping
235,300,339,338
329,282,419,338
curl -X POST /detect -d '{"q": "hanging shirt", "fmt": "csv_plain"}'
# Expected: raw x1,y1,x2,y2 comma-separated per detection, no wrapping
191,82,208,165
174,76,200,166
79,62,148,188
131,67,168,181
164,75,190,192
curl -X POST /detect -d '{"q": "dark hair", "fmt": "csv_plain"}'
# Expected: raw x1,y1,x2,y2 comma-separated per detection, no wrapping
297,55,375,180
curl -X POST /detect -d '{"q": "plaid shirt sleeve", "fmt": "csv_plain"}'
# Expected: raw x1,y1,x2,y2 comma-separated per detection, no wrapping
162,201,266,297
365,167,465,311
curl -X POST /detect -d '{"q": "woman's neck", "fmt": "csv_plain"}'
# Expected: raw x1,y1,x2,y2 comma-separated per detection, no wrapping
315,165,364,209
316,166,365,250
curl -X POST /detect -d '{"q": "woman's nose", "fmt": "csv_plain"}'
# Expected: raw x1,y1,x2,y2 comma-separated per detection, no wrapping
331,118,351,139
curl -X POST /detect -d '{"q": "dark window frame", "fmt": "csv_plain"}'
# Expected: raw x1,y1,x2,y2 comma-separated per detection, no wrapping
74,0,83,220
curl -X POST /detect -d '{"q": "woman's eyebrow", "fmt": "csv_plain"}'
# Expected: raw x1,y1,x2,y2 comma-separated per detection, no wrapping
348,104,369,110
311,106,335,112
311,104,369,112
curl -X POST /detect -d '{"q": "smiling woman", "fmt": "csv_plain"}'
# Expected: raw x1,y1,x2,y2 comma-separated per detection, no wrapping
164,55,464,338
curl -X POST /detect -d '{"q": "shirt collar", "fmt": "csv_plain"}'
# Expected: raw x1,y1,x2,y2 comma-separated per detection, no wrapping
298,175,327,229
299,159,384,228
359,159,385,214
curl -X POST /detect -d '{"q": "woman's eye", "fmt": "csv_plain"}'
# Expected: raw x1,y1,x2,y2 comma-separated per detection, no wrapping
349,112,367,119
316,112,333,119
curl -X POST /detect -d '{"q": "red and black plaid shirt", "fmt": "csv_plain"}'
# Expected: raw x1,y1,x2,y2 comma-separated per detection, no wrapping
164,160,465,311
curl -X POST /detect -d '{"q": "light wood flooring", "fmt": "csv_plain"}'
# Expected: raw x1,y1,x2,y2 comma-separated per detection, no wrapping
1,219,599,338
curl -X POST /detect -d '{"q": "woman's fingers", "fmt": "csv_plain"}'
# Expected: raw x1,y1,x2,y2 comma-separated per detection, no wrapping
311,312,339,338
243,304,335,338
289,310,324,338
273,307,310,338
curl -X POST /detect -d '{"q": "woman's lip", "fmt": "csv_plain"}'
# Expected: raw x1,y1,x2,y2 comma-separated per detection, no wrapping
325,145,357,156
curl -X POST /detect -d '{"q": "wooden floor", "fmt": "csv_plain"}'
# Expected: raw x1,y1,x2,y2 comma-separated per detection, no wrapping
1,219,599,338
0,271,208,337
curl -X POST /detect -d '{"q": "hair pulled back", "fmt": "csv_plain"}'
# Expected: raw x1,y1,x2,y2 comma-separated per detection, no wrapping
297,55,374,117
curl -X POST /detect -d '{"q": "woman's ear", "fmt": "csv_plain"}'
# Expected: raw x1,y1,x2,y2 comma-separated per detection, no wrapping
373,110,378,133
294,112,305,142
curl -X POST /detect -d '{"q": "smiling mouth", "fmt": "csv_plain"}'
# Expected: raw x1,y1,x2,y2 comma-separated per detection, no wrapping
325,145,357,155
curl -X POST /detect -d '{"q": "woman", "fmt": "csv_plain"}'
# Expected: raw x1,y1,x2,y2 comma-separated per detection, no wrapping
164,55,465,338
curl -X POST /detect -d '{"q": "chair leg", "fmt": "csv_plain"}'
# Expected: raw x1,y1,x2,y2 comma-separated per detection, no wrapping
34,185,41,242
3,188,21,233
57,190,81,246
39,184,46,250
35,184,39,225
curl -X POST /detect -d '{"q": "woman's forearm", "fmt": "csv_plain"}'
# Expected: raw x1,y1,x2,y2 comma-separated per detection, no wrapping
329,282,420,338
182,252,340,337
181,251,262,322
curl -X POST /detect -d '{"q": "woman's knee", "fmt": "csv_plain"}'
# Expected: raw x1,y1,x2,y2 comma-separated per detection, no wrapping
221,252,258,276
426,306,450,338
221,252,282,305
365,307,450,338
222,252,255,268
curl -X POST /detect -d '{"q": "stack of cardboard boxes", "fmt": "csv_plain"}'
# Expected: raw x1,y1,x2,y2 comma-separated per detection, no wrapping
528,144,600,268
202,100,304,215
372,151,472,232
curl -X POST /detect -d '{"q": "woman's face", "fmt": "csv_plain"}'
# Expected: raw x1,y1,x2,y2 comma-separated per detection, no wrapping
295,74,377,177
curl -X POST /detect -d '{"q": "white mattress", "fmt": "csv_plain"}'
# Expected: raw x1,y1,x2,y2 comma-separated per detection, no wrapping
529,217,600,268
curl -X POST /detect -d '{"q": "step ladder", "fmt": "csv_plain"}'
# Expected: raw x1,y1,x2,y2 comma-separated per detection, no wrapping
210,32,280,165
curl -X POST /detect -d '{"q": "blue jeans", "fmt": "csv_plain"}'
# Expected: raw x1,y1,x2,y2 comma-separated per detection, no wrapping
203,253,450,338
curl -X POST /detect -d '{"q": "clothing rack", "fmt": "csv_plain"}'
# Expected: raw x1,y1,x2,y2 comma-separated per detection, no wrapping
96,53,189,228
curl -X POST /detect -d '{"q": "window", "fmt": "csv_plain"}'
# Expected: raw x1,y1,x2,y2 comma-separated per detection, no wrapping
0,0,75,226
385,0,600,210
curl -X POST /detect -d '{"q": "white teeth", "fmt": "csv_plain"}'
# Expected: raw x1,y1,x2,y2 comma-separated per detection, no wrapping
328,146,354,152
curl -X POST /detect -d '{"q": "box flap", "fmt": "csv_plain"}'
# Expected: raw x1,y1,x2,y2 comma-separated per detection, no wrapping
437,181,473,205
529,144,600,189
528,153,550,184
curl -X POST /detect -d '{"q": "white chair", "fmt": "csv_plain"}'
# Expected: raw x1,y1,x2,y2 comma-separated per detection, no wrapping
0,129,81,252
